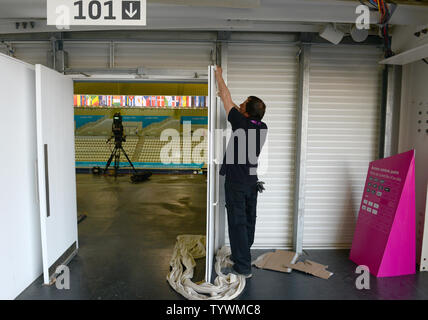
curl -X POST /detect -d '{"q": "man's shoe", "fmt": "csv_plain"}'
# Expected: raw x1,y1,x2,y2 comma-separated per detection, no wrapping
222,266,252,279
235,269,252,279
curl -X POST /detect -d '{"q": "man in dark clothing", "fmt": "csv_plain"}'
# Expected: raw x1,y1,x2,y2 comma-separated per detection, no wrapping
215,66,268,278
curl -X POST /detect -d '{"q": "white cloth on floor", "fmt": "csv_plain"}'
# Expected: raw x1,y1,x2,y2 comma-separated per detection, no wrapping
166,234,246,300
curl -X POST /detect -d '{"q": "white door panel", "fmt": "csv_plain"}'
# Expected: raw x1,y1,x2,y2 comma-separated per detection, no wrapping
35,64,78,284
205,65,220,283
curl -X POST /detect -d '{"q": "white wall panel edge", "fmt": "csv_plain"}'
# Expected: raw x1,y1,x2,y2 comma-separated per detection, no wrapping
0,53,42,300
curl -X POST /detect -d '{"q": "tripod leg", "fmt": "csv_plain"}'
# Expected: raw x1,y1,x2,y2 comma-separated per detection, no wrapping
120,146,137,174
104,146,117,173
114,147,120,177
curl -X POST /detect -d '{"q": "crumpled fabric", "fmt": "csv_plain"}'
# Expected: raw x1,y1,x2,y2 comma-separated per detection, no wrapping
166,234,246,300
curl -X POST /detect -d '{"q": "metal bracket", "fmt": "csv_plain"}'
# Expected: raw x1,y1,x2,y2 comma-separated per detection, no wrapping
293,44,311,254
217,31,231,42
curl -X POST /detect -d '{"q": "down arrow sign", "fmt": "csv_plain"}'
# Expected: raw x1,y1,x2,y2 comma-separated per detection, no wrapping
122,1,141,20
125,3,137,18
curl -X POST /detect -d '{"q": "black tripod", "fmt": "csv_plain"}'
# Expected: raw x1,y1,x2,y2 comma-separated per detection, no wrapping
104,137,137,177
101,112,151,183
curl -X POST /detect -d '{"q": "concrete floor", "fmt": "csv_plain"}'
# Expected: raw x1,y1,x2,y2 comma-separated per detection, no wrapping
244,250,428,300
17,173,428,300
18,173,207,300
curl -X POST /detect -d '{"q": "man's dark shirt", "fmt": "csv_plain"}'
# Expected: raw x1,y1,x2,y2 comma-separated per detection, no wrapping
220,107,268,185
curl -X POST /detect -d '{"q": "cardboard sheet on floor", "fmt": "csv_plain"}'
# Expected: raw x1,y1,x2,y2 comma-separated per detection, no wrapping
285,260,333,280
252,250,333,279
252,250,298,273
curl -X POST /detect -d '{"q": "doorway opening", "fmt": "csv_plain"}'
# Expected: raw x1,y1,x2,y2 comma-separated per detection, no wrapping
73,80,210,288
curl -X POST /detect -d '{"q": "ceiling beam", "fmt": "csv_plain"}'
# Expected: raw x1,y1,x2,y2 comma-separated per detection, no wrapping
147,0,261,8
339,0,428,7
1,0,427,36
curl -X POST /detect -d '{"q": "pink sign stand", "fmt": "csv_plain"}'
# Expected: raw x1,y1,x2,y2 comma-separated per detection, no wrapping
350,150,416,277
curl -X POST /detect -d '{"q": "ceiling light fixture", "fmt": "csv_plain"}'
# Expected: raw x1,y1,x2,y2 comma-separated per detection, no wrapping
319,23,344,45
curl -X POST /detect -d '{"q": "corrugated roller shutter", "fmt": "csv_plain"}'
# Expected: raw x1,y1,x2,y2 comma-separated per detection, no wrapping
0,46,9,56
114,42,214,73
12,42,50,66
226,43,299,248
11,41,213,72
63,42,110,68
303,45,383,248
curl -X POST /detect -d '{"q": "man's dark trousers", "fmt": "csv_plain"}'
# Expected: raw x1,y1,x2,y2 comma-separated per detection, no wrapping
225,180,258,274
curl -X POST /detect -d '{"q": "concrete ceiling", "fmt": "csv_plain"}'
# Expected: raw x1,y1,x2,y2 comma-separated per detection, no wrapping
0,0,427,34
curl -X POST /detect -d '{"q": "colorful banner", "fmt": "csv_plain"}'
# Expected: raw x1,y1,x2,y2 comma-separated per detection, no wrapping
73,95,208,108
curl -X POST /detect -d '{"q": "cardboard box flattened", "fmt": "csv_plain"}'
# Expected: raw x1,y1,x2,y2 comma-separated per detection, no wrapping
285,260,333,280
253,251,333,280
252,250,298,273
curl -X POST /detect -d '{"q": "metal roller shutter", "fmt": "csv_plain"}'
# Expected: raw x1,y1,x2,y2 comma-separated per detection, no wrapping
114,42,214,74
12,42,51,66
303,45,383,248
226,43,299,248
63,42,110,68
12,41,214,72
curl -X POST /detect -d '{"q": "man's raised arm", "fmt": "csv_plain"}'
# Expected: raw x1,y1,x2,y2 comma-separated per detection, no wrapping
214,66,237,116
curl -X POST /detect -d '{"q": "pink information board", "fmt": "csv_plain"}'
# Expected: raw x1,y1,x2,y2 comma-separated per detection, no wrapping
350,150,416,277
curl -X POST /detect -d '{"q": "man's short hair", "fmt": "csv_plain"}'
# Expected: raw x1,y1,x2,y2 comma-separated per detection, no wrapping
246,96,266,120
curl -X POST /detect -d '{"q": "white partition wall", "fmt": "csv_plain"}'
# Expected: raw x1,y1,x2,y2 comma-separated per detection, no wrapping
398,59,428,268
35,64,78,285
0,54,42,299
421,183,428,271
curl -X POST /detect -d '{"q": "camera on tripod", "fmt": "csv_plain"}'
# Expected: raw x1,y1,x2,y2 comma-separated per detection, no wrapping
112,112,125,145
100,112,152,183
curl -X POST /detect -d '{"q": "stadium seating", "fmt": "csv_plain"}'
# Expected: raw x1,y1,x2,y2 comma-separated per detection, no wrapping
138,136,207,165
75,136,138,162
75,134,207,167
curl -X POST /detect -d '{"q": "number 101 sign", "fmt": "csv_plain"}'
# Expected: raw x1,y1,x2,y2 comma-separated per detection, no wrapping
47,0,146,28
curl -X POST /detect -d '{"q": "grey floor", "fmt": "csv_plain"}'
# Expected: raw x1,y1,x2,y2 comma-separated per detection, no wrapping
17,173,428,300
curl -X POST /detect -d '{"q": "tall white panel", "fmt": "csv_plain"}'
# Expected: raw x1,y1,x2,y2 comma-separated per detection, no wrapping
226,44,299,248
205,65,219,282
303,45,382,248
0,54,42,300
35,64,78,284
398,60,428,269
